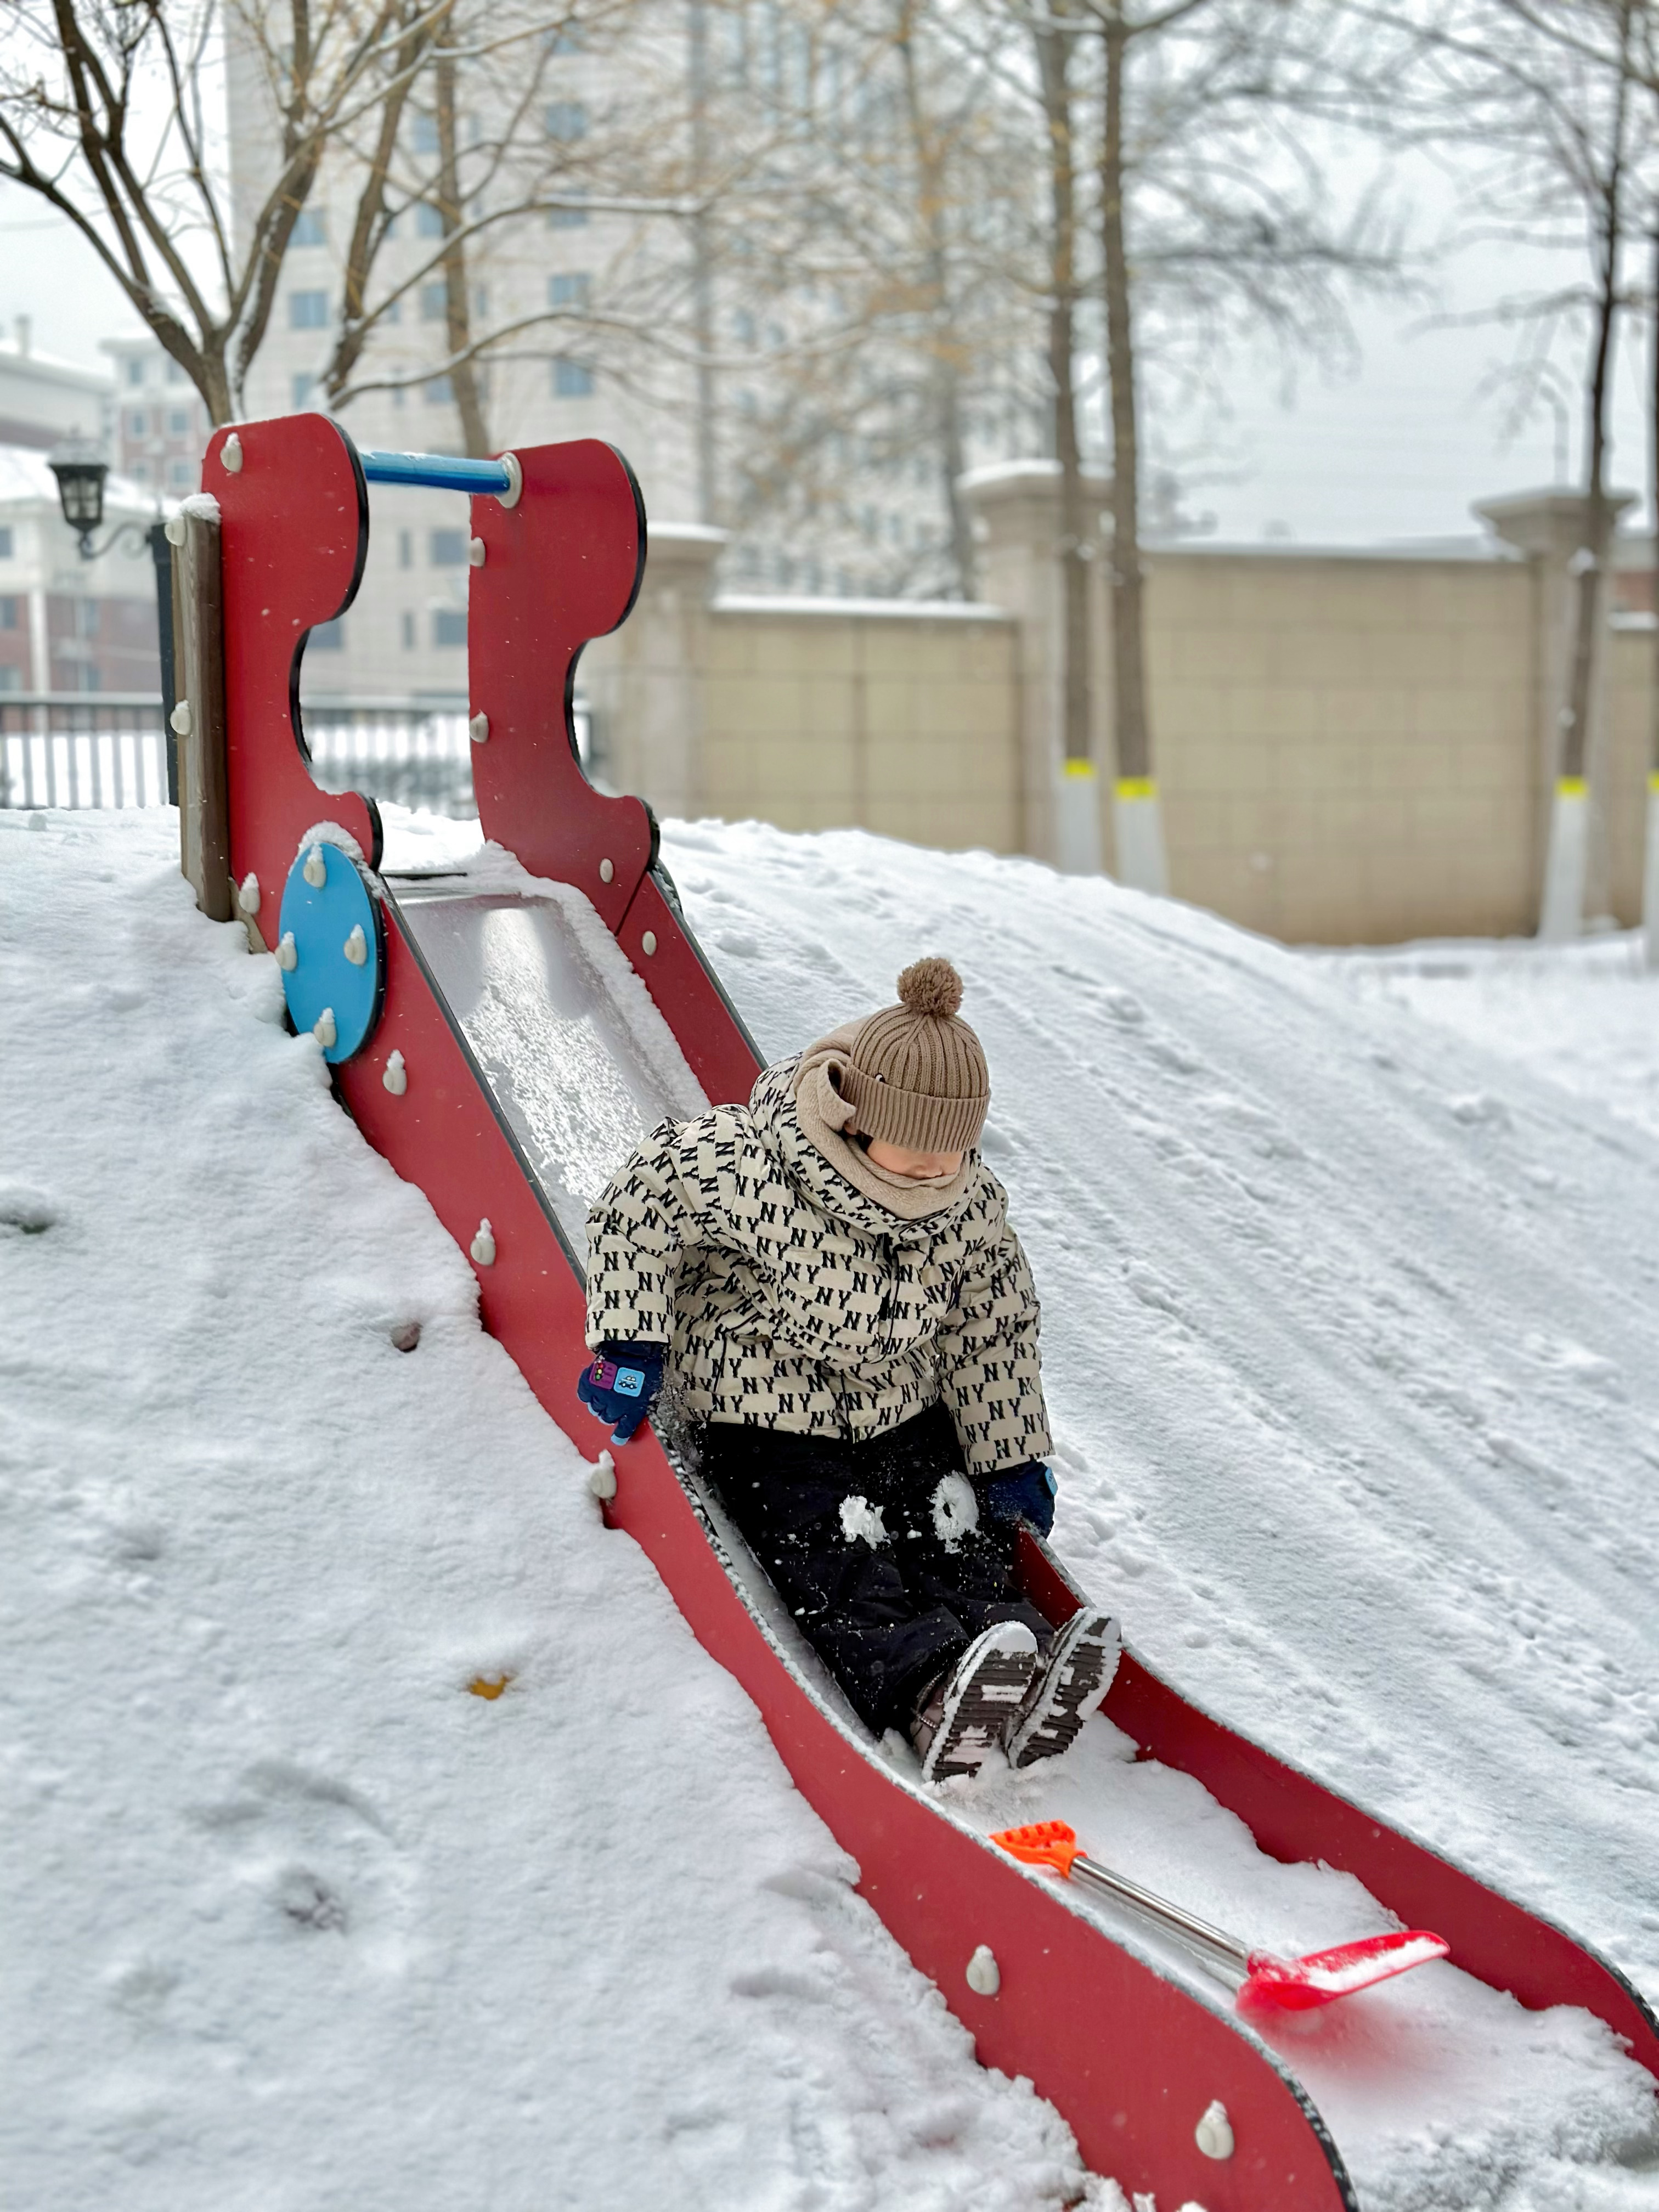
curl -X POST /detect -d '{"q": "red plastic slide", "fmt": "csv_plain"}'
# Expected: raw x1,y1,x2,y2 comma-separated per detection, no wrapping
206,414,1659,2211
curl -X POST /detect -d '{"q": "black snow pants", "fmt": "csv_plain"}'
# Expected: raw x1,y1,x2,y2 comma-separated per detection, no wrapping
695,1401,1051,1736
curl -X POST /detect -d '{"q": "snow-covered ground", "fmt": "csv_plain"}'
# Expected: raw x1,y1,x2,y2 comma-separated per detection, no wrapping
5,802,1659,2211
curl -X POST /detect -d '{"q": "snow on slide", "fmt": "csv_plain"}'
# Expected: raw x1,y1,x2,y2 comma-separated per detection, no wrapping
5,801,1659,2209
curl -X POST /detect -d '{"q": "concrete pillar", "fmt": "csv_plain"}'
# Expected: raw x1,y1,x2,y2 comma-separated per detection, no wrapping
958,461,1111,869
1476,487,1635,932
582,523,725,821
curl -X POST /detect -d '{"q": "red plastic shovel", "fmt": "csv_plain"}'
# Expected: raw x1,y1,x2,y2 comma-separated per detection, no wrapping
992,1820,1449,2012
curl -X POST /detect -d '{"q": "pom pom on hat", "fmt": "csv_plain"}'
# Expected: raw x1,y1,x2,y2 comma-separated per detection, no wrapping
896,957,964,1020
839,957,989,1154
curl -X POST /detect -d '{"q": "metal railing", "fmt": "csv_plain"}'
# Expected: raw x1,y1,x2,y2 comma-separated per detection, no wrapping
0,694,171,812
301,699,478,819
0,694,592,819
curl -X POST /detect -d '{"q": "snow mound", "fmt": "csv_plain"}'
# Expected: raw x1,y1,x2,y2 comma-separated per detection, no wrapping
5,799,1658,2212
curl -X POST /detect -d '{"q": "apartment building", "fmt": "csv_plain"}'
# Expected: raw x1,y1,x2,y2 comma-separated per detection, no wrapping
102,338,215,498
221,5,999,700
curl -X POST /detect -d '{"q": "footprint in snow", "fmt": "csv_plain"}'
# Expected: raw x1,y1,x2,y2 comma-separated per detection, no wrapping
192,1759,408,1950
0,1182,60,1234
1447,1092,1514,1130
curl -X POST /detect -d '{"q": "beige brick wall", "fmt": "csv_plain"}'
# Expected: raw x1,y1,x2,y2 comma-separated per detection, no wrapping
702,607,1024,853
1147,551,1539,943
1607,626,1657,922
661,550,1655,944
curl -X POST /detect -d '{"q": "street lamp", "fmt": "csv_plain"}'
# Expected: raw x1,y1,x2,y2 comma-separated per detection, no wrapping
47,442,111,558
47,437,181,804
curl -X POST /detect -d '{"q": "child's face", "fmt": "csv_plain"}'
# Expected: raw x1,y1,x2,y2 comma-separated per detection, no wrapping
865,1137,966,1180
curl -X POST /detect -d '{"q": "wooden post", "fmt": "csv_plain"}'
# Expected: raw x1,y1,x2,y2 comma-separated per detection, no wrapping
167,505,232,922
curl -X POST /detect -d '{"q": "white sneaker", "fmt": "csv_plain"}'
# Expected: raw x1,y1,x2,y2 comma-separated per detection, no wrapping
912,1622,1040,1783
1005,1609,1120,1770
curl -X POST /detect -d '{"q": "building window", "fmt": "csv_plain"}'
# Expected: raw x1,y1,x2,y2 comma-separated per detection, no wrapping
131,461,149,482
399,529,413,569
292,373,317,408
0,531,13,562
168,409,190,434
544,22,585,50
420,282,448,322
126,358,145,386
430,528,468,566
309,618,346,651
549,271,590,309
412,111,440,153
549,193,589,228
129,410,148,437
292,208,326,245
401,612,415,649
289,289,329,330
732,308,756,346
552,356,594,398
169,460,192,487
0,666,18,692
382,297,402,325
165,358,185,383
417,203,445,238
433,608,467,647
544,100,587,141
0,594,16,625
425,374,454,403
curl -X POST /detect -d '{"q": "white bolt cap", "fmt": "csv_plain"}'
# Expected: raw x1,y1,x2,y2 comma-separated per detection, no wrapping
382,1049,408,1096
641,930,657,957
1195,2101,1234,2160
497,452,523,509
599,857,614,884
169,699,192,737
588,1450,617,1501
468,535,487,567
965,1946,1000,1997
470,1220,496,1267
239,873,261,915
469,711,489,745
163,512,187,546
276,932,297,971
303,844,326,888
221,431,243,473
343,923,368,966
314,1007,337,1049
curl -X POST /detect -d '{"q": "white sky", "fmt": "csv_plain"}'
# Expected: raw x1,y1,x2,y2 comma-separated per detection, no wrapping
4,145,1652,549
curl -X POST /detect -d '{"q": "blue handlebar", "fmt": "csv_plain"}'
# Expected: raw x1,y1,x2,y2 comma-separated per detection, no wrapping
358,449,515,496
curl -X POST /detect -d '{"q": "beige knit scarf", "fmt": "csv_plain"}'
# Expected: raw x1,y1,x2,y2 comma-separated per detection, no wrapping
792,1024,976,1221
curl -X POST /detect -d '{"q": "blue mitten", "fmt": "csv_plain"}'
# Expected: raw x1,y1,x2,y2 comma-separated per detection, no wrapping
577,1341,665,1443
981,1460,1058,1537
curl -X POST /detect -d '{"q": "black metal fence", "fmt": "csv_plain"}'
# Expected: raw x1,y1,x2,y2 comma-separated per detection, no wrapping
0,695,591,819
0,695,172,811
301,700,477,817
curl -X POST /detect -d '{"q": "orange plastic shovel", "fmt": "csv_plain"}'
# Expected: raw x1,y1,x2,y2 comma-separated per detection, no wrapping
992,1820,1449,2012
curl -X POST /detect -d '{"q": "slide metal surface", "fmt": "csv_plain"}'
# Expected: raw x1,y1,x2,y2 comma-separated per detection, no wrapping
207,413,1659,2209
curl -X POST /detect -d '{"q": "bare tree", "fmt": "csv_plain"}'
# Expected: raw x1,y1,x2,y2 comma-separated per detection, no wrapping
1036,0,1097,855
1399,0,1651,935
0,0,451,422
1085,0,1405,890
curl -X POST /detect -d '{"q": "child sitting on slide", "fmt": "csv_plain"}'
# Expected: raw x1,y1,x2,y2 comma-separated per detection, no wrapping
577,958,1119,1782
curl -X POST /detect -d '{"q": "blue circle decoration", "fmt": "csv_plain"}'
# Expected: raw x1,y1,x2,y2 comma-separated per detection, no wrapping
277,839,386,1064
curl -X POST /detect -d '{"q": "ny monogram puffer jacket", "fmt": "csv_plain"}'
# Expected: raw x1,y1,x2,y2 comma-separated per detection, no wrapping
584,1052,1052,1478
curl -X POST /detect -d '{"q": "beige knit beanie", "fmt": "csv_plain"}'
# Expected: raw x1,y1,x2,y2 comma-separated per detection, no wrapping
837,958,990,1154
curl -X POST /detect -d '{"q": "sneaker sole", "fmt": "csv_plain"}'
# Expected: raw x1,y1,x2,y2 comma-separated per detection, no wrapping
922,1627,1039,1784
1007,1609,1121,1770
